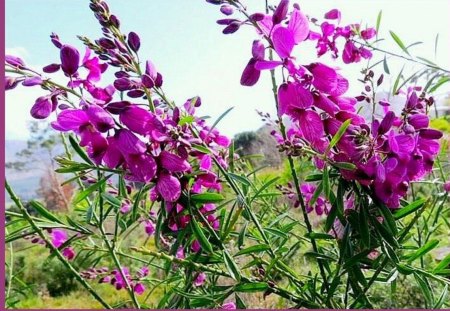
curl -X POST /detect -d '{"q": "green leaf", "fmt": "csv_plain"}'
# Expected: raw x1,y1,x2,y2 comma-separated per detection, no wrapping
102,194,122,207
392,66,404,95
378,203,398,236
191,193,224,204
234,282,268,293
332,162,356,170
309,182,323,207
322,166,330,200
396,263,414,275
414,272,434,306
72,175,111,204
434,285,448,309
235,244,271,256
250,177,279,203
327,119,351,153
228,173,251,186
376,10,382,34
235,294,247,309
406,240,439,263
68,135,94,165
373,218,399,248
190,298,214,308
304,252,337,262
223,250,241,281
228,141,235,173
190,217,213,253
178,115,195,126
393,198,426,220
207,107,234,137
305,232,335,240
191,144,211,154
237,221,248,249
383,56,390,74
434,33,439,58
416,56,437,66
29,201,64,224
359,206,371,248
434,253,450,273
390,31,410,55
429,76,450,93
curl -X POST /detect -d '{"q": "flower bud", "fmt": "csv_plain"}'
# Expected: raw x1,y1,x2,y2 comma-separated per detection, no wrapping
220,5,234,16
114,71,130,78
50,32,62,48
43,63,61,73
60,45,80,75
5,55,25,68
217,18,238,25
272,0,289,25
128,31,141,52
30,96,52,119
106,101,131,114
324,9,341,20
223,21,240,34
444,181,450,192
127,90,145,98
114,78,133,91
249,13,265,22
98,37,116,49
22,76,43,87
110,14,120,28
5,76,20,90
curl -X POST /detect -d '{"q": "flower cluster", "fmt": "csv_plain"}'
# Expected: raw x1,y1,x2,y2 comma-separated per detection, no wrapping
6,0,232,276
25,229,76,260
81,266,149,295
209,0,442,208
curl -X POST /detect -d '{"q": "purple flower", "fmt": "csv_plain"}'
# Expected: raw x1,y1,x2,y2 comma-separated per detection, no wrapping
240,40,265,86
159,151,191,172
144,220,155,235
156,172,181,202
30,96,53,119
324,9,341,21
60,45,80,76
51,229,68,248
277,82,313,115
222,302,237,309
444,181,450,192
125,153,157,182
133,283,145,295
120,201,131,214
408,114,429,129
86,105,115,132
193,272,207,287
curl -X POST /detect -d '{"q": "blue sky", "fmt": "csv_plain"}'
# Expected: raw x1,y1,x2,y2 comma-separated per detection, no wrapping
5,0,450,140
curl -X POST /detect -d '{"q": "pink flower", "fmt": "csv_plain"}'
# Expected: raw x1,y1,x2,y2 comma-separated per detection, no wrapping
222,302,237,309
193,272,207,287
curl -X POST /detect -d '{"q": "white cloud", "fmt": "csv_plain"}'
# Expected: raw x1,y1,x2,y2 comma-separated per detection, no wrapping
5,46,30,62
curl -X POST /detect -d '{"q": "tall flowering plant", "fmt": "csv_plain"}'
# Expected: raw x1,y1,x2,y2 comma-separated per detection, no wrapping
5,0,450,309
